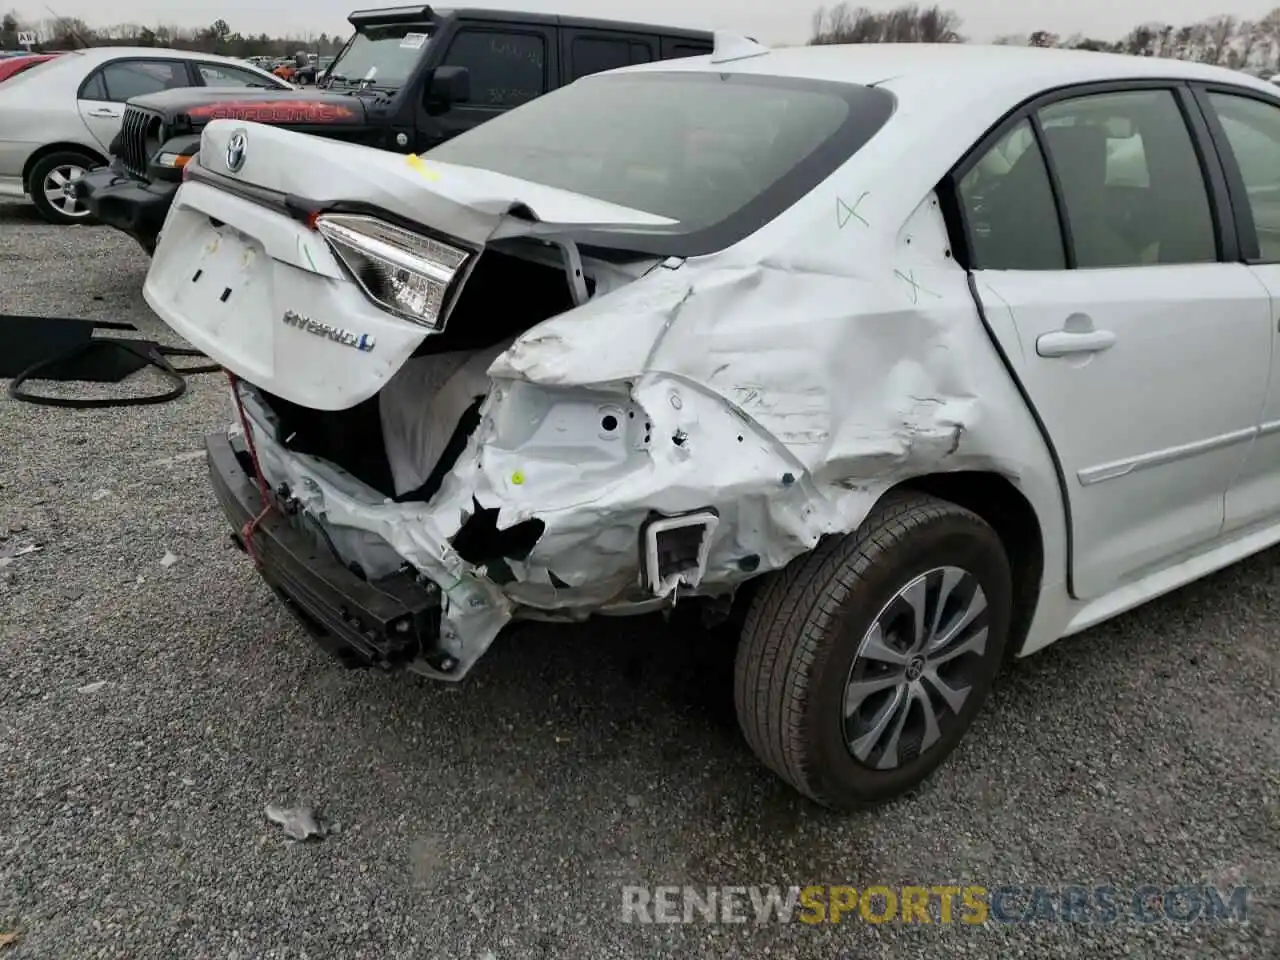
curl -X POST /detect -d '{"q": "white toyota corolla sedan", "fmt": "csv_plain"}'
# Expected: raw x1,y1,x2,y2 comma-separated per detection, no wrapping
142,35,1280,810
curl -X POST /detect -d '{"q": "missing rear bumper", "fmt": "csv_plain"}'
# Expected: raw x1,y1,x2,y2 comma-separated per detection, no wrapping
206,428,447,672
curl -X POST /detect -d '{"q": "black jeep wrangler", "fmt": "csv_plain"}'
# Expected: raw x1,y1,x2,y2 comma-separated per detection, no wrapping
77,5,713,254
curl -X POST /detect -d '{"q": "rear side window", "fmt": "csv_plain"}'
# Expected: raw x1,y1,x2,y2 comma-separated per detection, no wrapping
570,36,630,80
197,63,275,87
957,119,1066,270
441,29,546,107
92,60,190,102
957,89,1217,270
1204,92,1280,261
79,69,107,100
1037,90,1215,267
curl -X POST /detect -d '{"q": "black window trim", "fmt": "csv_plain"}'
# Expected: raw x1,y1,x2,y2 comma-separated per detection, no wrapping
1187,81,1280,264
77,56,192,103
942,77,1238,272
441,24,550,111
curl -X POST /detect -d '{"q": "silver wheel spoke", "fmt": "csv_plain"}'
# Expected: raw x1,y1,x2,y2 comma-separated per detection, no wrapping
929,585,987,653
850,684,905,763
843,671,904,717
859,622,909,666
913,682,943,753
921,666,970,713
48,170,67,187
929,626,987,667
899,576,929,650
873,685,916,769
928,567,967,639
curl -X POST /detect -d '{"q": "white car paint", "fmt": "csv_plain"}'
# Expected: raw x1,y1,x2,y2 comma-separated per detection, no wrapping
0,47,288,208
144,38,1280,689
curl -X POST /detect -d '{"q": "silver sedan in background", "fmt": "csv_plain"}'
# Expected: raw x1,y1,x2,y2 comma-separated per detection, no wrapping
0,47,288,224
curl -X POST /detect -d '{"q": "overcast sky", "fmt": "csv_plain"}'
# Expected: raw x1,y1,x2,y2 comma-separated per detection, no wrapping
18,0,1280,46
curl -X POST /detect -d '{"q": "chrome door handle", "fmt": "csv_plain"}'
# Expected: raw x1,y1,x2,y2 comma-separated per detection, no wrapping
86,108,120,119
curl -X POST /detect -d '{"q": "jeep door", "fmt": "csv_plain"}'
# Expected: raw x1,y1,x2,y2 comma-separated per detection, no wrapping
416,20,557,152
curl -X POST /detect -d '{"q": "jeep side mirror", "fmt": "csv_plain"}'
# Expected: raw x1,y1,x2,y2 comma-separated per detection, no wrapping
424,65,469,113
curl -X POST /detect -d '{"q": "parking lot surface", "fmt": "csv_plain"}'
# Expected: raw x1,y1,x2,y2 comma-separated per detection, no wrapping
0,206,1276,959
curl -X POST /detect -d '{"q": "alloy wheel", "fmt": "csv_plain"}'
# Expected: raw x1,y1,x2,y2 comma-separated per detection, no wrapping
42,163,91,219
842,565,989,770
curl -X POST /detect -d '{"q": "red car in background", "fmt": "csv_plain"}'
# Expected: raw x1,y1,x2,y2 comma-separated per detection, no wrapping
0,53,60,83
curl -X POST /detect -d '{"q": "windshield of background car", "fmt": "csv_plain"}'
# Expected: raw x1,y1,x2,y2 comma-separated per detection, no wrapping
326,24,432,88
423,71,896,254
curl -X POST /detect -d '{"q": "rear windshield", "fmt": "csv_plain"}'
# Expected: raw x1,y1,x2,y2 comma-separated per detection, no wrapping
326,24,432,89
425,71,895,255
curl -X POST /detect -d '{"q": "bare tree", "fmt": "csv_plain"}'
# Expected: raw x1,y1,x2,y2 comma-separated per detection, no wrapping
810,3,963,44
1202,15,1237,64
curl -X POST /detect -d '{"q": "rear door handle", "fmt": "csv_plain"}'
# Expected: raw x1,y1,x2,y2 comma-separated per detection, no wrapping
87,108,120,119
1037,314,1117,358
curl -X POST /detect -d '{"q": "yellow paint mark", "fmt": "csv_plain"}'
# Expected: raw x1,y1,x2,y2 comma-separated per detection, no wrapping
405,153,441,181
510,471,525,486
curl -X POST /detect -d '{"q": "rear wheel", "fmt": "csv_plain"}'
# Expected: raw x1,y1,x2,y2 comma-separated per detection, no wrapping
733,491,1012,810
28,151,100,225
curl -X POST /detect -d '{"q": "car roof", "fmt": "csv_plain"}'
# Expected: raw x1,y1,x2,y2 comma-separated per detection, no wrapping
623,42,1277,102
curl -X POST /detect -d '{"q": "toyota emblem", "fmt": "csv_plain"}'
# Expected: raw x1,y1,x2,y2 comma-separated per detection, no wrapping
225,131,247,173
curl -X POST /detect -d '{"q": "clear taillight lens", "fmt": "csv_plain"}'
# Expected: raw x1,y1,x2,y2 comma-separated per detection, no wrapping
314,213,470,329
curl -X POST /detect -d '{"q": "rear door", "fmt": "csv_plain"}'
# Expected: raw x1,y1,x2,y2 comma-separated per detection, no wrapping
421,20,556,150
953,82,1272,599
1193,84,1280,534
77,58,191,151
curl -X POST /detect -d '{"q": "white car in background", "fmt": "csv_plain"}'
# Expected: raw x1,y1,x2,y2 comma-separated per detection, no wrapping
144,36,1280,809
0,47,288,224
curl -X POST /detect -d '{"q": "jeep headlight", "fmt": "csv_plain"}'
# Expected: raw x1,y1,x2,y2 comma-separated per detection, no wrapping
314,213,470,329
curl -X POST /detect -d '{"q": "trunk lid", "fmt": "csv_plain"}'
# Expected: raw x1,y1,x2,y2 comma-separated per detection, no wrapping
142,121,674,410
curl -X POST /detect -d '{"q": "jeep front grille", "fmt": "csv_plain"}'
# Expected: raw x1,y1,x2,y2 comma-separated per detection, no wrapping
118,106,160,178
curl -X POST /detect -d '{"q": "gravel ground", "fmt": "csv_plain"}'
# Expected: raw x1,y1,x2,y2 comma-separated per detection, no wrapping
0,205,1277,960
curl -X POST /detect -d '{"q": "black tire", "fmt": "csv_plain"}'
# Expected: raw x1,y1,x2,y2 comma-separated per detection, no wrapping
734,491,1012,810
27,150,102,225
137,235,156,257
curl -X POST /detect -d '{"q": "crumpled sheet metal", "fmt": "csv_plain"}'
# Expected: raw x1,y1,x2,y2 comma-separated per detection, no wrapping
245,186,1044,679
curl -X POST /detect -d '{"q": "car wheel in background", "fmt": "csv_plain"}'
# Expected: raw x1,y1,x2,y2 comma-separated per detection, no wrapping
733,491,1012,810
28,151,101,225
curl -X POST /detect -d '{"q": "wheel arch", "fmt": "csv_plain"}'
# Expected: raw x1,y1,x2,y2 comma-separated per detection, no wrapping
890,470,1044,659
22,141,108,192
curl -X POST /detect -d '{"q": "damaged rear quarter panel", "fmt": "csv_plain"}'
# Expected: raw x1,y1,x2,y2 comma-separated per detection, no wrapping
254,138,1067,680
467,165,1065,626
